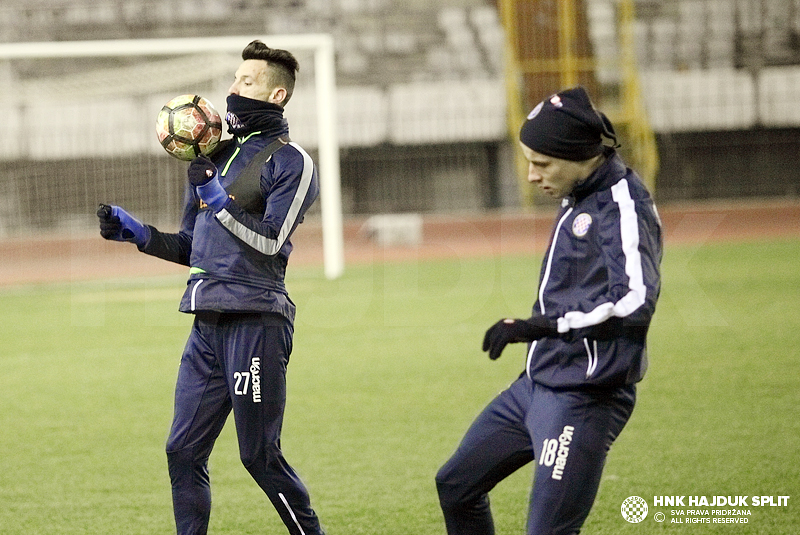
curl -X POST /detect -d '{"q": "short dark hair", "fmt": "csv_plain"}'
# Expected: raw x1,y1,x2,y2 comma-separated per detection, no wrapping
241,40,299,105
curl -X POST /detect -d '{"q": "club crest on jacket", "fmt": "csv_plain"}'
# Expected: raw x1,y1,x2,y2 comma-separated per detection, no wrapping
572,213,592,237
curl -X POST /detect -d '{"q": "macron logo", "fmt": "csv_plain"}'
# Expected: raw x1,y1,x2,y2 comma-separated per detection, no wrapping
539,425,574,480
250,357,261,403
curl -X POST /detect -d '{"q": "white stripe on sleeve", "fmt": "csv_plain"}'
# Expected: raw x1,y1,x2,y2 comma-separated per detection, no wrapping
611,179,646,316
557,179,646,332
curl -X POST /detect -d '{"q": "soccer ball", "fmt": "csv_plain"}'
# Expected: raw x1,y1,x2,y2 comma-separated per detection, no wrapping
156,94,222,161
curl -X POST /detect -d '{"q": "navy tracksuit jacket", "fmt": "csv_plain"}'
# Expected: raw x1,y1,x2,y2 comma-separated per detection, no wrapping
526,151,662,388
139,119,325,535
437,151,662,535
143,127,318,319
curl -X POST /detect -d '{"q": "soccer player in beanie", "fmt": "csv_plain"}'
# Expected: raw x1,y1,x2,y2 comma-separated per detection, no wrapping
435,87,662,535
98,40,326,535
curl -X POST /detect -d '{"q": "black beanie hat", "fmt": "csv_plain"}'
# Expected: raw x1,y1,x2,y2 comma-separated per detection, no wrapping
519,86,618,161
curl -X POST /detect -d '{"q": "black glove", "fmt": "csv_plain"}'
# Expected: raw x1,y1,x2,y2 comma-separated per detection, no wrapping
187,155,217,187
188,155,228,211
97,204,148,245
482,315,558,361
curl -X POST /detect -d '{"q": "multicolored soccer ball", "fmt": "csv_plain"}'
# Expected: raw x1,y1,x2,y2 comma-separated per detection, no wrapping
156,95,222,161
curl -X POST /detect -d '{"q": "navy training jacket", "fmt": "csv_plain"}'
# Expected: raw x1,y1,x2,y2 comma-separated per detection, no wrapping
140,129,319,323
526,151,663,388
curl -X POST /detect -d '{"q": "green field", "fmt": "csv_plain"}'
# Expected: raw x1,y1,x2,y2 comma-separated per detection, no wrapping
1,238,799,534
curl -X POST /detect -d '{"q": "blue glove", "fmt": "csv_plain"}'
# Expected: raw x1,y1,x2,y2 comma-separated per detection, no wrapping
97,204,149,246
188,155,229,212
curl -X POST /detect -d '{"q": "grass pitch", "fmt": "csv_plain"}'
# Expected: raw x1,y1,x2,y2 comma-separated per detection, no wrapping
1,238,798,534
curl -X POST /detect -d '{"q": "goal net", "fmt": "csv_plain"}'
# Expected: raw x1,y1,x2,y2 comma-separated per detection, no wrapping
0,35,343,279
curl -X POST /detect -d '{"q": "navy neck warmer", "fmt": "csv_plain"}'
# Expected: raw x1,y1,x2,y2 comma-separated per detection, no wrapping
225,94,289,137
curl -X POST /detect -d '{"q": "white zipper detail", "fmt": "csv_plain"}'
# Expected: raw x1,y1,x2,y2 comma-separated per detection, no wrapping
538,207,573,314
583,338,598,378
526,341,537,380
527,207,573,380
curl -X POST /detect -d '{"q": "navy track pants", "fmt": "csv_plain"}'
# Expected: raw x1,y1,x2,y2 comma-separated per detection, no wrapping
166,312,324,535
436,375,635,535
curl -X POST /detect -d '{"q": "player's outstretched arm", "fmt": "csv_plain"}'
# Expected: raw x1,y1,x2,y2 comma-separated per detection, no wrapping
98,202,194,266
97,204,150,246
482,316,559,360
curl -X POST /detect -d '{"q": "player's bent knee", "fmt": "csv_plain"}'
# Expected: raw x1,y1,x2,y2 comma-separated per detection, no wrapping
437,486,470,511
166,445,208,470
435,468,455,498
435,459,470,497
435,475,471,511
165,433,195,456
166,445,192,464
239,442,281,473
435,465,449,487
435,458,461,487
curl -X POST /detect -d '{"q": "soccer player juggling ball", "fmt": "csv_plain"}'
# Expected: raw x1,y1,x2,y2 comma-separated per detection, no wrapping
436,87,663,535
98,41,326,535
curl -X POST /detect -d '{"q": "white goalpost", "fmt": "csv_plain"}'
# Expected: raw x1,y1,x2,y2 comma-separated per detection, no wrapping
0,35,345,280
